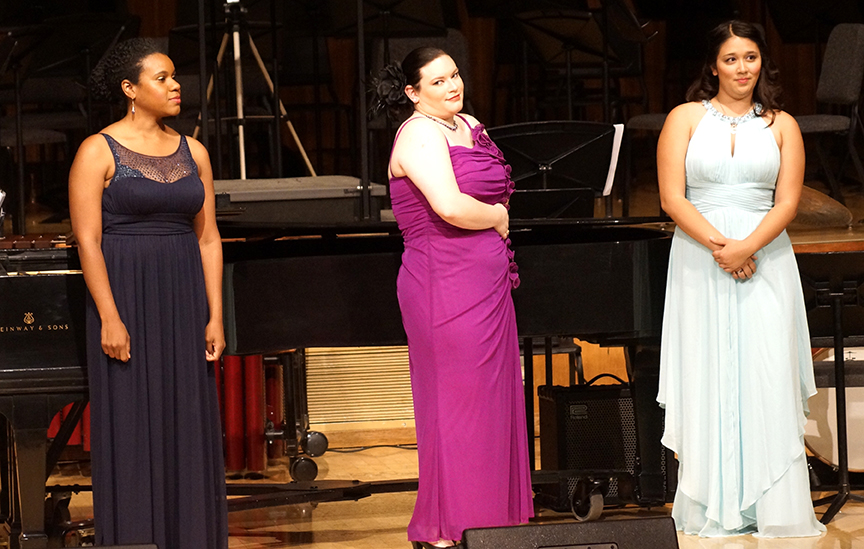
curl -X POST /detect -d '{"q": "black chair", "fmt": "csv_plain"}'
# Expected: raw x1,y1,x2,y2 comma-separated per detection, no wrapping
795,23,864,205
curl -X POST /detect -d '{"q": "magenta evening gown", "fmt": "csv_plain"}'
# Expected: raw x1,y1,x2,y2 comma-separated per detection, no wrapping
390,115,534,543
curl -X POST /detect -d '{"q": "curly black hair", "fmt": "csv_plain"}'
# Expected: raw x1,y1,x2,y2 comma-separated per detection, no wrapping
89,38,165,104
686,20,783,123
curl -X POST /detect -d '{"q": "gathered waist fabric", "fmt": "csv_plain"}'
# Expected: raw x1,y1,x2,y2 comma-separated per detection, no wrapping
103,213,195,236
687,183,774,213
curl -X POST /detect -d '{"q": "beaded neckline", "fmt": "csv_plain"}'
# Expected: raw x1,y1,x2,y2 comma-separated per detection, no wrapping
702,100,762,133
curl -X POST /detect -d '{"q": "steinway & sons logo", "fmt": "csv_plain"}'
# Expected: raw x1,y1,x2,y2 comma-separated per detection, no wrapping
0,312,69,333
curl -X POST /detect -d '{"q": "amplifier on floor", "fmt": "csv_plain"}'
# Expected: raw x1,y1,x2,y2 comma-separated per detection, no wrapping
535,373,672,517
462,516,678,548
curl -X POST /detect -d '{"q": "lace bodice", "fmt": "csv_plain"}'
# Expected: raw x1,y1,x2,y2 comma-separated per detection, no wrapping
103,134,196,184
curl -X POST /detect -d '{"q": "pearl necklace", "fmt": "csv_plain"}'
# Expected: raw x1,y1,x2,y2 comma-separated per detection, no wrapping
418,112,458,131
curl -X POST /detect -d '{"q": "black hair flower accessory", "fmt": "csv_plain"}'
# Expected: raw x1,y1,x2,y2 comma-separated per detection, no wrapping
368,63,411,120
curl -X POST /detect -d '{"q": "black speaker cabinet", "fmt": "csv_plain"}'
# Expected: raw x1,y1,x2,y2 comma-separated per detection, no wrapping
463,516,678,548
536,383,671,512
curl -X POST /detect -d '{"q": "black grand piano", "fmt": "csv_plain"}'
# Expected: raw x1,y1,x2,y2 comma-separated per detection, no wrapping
220,216,675,511
0,245,88,549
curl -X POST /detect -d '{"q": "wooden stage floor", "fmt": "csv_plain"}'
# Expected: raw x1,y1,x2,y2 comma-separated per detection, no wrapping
50,443,864,548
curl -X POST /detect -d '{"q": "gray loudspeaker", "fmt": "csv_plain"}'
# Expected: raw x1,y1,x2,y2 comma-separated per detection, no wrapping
463,517,678,549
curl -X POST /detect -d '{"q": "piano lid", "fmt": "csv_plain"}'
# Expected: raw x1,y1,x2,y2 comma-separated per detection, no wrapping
221,220,673,354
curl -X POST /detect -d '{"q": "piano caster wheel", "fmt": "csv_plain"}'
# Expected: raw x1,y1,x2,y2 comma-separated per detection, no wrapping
290,456,318,482
570,479,604,522
44,493,71,526
302,431,328,458
62,524,94,547
294,502,317,519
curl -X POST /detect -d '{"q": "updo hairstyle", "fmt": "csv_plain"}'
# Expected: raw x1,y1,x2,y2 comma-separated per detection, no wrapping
89,38,165,105
686,20,782,120
369,46,448,121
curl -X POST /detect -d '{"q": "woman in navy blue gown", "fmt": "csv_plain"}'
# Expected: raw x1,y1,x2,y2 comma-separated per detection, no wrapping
69,38,228,548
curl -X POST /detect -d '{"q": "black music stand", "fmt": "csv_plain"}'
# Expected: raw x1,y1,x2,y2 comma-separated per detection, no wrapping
0,188,6,236
516,1,650,122
0,16,132,234
798,251,864,524
0,25,50,236
487,120,623,218
330,0,448,64
326,0,446,219
464,0,586,17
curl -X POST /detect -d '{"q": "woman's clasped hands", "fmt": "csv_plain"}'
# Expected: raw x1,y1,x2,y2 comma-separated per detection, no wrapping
709,235,758,280
494,202,509,240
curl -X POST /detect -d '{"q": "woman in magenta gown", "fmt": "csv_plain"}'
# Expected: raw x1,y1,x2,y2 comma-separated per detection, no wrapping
372,47,534,548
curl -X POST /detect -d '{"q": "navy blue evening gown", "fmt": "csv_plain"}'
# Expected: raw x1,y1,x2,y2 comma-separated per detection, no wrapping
85,134,228,548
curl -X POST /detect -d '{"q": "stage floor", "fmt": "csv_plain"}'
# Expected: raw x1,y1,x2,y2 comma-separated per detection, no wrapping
47,443,864,548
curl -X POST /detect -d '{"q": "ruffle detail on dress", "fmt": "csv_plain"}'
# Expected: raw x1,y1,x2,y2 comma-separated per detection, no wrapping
507,241,520,289
474,123,521,290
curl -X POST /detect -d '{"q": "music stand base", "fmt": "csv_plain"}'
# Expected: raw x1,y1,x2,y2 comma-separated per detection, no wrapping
814,490,864,524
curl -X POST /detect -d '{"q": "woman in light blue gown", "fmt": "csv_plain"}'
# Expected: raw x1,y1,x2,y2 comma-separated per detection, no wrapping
656,20,825,538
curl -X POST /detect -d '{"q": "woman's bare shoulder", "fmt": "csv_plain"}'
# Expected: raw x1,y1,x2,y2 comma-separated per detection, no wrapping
667,101,706,121
660,101,706,136
74,133,112,159
394,116,449,146
184,134,208,155
70,133,114,186
458,112,481,127
767,109,799,130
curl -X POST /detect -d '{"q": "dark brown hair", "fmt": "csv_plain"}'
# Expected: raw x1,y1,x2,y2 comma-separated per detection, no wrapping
686,20,782,122
401,46,447,90
369,46,448,121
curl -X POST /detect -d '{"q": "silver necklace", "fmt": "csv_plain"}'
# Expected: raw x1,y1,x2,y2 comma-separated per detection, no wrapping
704,100,760,134
418,112,458,131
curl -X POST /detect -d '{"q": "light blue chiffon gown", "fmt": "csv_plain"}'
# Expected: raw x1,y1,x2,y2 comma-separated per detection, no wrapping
657,100,826,538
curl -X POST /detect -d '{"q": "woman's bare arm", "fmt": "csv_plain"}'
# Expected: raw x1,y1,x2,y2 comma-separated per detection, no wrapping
391,119,508,237
189,137,225,362
69,135,130,361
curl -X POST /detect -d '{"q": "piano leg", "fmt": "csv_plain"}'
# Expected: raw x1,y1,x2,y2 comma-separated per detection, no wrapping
12,426,48,549
628,347,677,505
280,350,322,482
0,394,86,549
0,417,10,524
522,337,535,470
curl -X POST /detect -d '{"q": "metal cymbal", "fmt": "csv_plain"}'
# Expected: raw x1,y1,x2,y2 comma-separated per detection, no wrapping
791,184,853,228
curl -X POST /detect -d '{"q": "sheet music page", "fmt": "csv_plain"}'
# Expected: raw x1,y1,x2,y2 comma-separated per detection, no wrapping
603,124,624,197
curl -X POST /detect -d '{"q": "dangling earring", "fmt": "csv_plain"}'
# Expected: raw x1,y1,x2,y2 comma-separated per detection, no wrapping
131,99,135,115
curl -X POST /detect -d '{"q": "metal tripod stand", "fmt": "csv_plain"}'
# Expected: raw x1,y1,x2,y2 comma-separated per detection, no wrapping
194,0,316,179
798,249,864,524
